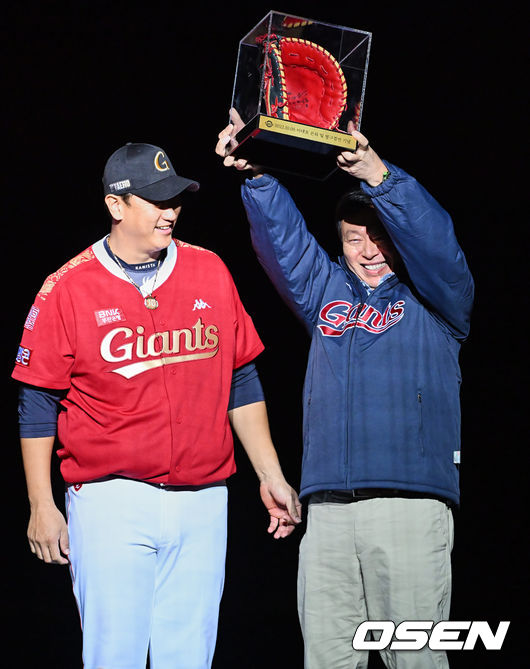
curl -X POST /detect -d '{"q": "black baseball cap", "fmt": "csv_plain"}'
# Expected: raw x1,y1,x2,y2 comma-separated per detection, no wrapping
102,142,200,201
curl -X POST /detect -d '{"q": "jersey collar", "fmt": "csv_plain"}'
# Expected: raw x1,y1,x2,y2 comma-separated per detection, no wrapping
92,236,177,288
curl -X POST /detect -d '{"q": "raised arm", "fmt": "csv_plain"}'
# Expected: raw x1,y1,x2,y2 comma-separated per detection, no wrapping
242,175,339,329
337,127,474,338
216,113,337,329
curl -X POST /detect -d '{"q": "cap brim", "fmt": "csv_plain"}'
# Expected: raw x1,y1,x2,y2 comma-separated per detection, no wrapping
130,174,200,201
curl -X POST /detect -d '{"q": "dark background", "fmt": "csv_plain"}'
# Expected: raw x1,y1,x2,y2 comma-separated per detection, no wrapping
3,1,526,666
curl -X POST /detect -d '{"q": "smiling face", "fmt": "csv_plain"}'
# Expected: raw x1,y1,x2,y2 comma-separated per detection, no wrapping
105,193,183,263
340,208,396,288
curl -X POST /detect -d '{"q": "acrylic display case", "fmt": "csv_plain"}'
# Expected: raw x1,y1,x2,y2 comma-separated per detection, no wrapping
228,11,371,179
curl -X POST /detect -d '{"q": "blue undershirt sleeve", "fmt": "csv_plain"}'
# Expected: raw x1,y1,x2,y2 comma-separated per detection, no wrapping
18,384,67,438
228,362,265,410
19,365,263,434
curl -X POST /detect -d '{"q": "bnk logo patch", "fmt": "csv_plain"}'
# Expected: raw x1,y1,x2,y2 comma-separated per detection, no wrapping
94,307,126,327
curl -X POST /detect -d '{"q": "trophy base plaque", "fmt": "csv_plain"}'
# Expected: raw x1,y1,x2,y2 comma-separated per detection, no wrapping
229,114,358,180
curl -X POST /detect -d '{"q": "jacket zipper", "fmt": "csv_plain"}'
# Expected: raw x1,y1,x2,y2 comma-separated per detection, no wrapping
417,390,425,455
341,266,399,485
344,295,369,482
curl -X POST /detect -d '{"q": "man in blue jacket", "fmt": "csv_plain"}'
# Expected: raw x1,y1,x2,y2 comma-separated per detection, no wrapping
216,115,474,669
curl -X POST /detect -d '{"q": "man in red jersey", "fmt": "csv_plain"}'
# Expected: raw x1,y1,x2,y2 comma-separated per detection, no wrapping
13,142,301,669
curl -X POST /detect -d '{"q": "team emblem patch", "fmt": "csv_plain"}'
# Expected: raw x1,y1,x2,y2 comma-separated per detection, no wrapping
24,305,40,331
15,346,32,367
94,307,127,327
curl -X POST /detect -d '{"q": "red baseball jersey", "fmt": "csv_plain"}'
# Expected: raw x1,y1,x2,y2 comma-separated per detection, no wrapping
13,238,264,485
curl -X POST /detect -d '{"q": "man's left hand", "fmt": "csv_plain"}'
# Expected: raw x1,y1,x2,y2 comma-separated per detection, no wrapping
337,122,388,186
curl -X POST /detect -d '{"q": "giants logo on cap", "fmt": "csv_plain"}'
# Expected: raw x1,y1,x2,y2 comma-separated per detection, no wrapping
154,151,170,172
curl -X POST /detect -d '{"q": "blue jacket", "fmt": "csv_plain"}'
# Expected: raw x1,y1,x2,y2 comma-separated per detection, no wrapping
241,165,474,505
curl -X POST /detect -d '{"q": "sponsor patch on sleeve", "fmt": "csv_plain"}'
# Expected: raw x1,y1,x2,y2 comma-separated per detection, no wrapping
94,307,126,327
15,346,32,367
23,305,40,331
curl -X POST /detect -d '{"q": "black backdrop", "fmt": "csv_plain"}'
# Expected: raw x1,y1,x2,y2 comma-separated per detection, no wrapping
3,1,526,667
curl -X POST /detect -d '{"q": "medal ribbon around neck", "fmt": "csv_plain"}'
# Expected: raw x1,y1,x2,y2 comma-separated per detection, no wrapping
107,236,162,310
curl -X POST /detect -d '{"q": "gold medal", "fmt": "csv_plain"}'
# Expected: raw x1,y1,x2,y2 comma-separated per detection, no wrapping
144,296,159,310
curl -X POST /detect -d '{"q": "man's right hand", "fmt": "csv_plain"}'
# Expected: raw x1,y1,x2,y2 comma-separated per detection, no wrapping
215,109,263,177
27,501,70,565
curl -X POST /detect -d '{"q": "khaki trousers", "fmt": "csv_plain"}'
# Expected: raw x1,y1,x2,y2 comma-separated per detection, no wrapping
298,496,454,669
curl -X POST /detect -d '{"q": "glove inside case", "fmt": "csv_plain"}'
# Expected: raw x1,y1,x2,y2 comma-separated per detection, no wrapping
228,10,371,179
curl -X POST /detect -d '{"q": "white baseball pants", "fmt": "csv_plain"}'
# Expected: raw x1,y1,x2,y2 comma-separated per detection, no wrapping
66,478,227,669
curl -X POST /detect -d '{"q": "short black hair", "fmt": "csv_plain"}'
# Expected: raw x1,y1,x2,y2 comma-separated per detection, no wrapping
335,190,373,237
335,189,373,221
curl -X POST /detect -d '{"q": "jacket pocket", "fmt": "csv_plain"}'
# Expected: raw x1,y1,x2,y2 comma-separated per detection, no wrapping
417,390,425,455
302,382,313,467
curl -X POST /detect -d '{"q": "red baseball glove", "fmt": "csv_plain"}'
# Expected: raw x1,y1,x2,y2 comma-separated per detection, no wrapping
258,34,347,130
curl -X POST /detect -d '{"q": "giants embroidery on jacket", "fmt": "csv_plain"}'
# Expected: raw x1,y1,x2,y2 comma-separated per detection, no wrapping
317,300,405,336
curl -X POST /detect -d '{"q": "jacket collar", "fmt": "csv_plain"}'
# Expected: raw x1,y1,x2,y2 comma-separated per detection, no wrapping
338,256,398,298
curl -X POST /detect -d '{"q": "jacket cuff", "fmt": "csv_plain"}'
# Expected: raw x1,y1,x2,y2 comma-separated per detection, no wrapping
360,161,401,197
243,173,276,189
